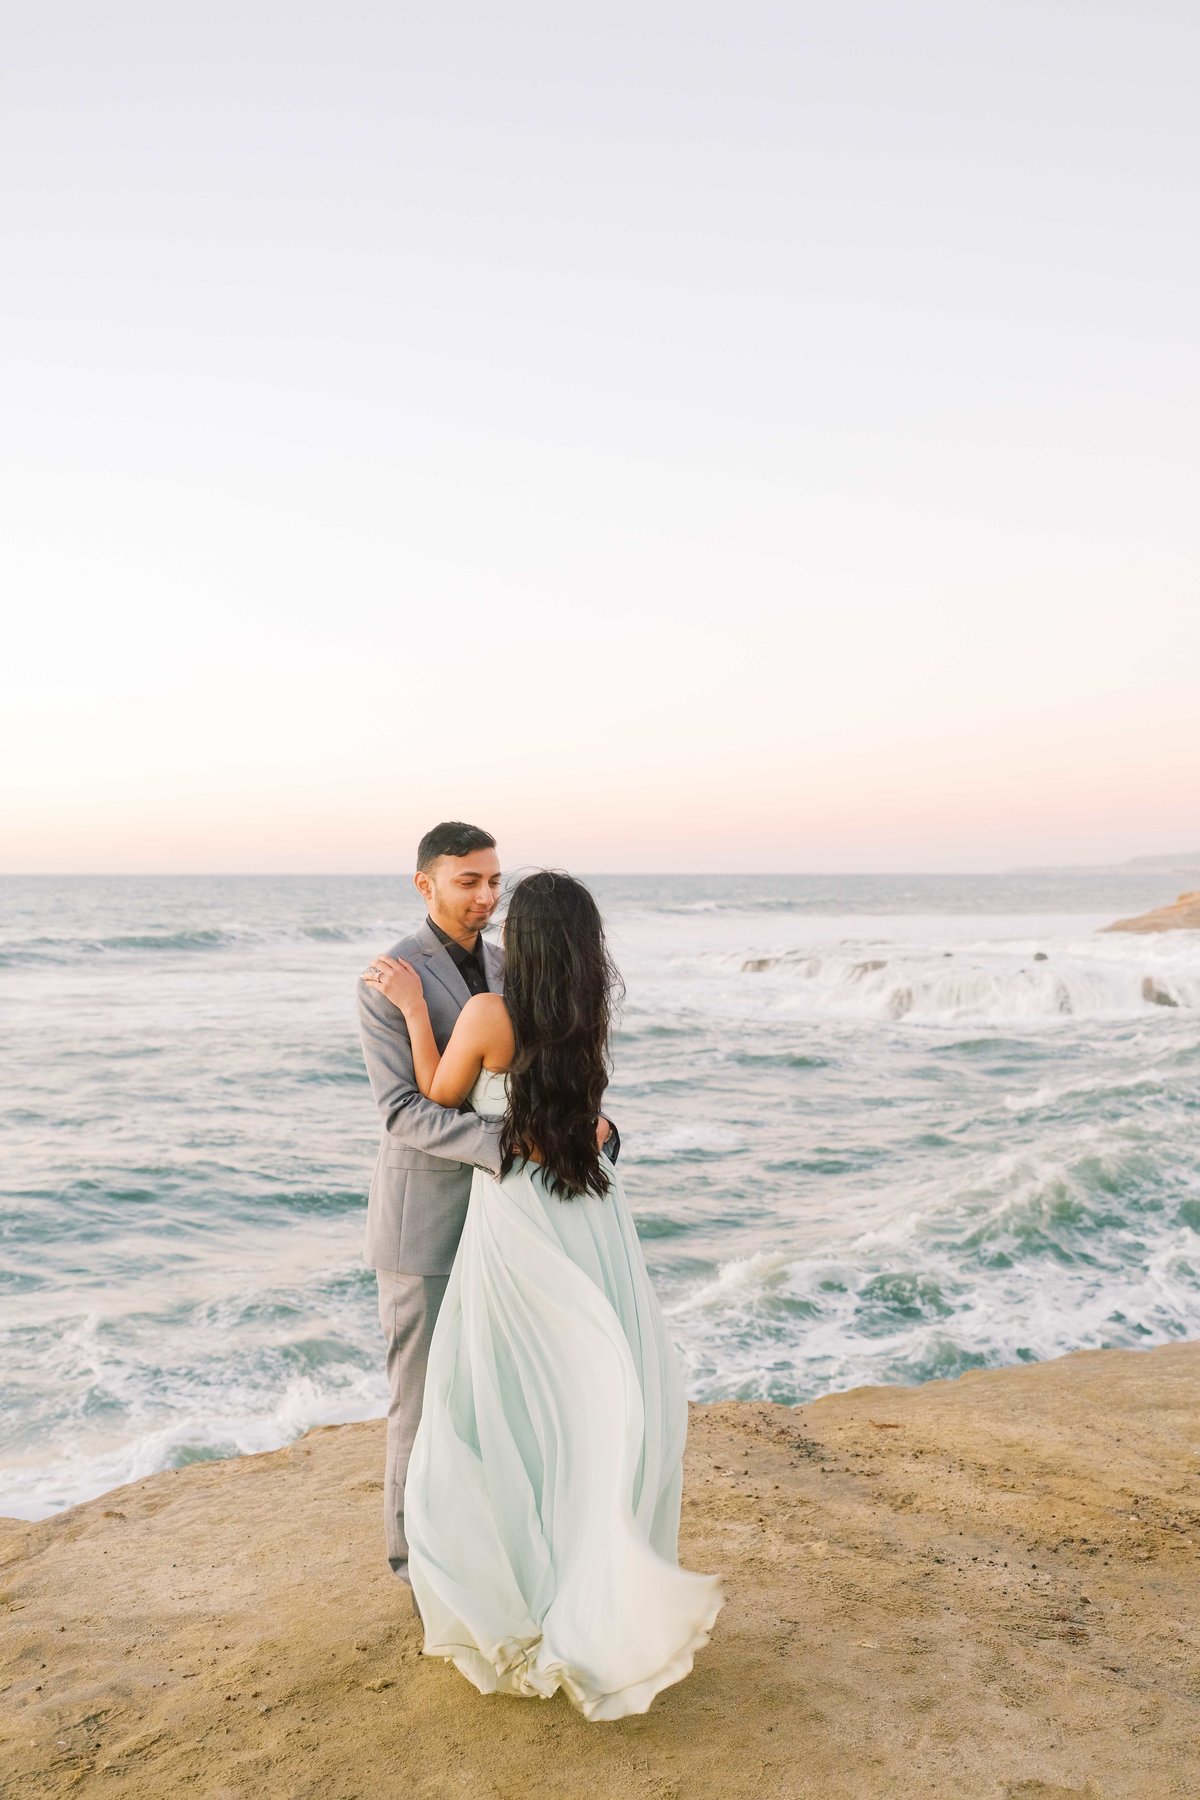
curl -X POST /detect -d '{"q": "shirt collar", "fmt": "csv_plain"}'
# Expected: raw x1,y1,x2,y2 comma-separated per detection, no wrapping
426,915,483,965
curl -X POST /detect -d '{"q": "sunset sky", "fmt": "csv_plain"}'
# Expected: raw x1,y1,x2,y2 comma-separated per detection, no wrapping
3,3,1196,873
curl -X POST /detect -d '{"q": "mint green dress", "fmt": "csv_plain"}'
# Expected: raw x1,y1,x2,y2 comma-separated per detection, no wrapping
404,1070,722,1721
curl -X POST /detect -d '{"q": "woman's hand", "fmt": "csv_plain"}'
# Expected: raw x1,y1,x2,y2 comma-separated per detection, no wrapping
360,954,426,1017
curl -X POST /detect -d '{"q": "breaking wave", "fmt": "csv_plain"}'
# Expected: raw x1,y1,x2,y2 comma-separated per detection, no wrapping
728,944,1200,1024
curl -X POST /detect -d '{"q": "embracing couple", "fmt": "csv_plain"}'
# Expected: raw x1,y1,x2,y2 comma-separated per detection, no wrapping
356,821,722,1721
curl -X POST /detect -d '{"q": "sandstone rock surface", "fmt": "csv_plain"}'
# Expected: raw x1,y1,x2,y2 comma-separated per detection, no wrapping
3,1342,1199,1799
1103,891,1200,933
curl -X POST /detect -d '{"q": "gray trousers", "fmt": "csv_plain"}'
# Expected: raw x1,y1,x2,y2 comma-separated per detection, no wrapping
376,1269,449,1574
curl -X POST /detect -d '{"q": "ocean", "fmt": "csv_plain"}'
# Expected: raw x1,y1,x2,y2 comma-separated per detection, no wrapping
2,869,1198,1521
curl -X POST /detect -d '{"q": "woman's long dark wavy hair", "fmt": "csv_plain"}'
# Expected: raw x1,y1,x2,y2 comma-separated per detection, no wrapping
499,871,624,1200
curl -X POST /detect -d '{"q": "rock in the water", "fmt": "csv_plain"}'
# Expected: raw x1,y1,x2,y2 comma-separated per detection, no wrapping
1142,976,1179,1008
1104,891,1200,934
1033,952,1048,961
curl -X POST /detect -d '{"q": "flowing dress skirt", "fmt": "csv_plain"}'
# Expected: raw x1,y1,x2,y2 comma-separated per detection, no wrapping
404,1157,723,1721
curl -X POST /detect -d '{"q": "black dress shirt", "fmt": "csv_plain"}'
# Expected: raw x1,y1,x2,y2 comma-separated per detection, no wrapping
426,916,490,995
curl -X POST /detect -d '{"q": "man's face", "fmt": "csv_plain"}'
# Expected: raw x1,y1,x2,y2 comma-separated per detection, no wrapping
415,848,502,943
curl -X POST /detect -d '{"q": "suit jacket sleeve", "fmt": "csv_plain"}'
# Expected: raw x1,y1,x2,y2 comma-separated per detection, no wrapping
356,980,503,1177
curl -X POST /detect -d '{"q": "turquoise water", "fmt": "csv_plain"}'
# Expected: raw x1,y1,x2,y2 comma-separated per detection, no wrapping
2,869,1198,1518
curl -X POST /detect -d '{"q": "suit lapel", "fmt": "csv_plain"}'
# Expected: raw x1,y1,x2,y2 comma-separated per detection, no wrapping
412,920,472,1010
413,914,507,1015
483,936,504,995
413,918,503,1007
424,949,472,1010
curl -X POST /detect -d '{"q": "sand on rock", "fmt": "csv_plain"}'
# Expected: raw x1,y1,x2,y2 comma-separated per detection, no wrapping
3,1340,1199,1799
1103,891,1200,933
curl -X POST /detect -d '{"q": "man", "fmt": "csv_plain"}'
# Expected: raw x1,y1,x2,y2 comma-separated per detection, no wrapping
357,821,617,1590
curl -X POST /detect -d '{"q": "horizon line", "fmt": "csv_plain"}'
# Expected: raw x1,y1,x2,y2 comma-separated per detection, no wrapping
3,860,1199,881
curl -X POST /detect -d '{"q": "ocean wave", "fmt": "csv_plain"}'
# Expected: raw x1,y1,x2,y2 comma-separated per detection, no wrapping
622,898,826,917
634,894,1006,917
0,1368,386,1521
668,1248,798,1314
668,1222,1200,1404
0,1269,386,1521
0,921,402,965
613,1018,696,1039
0,927,241,963
258,1185,367,1215
663,1114,1200,1403
1001,1066,1179,1114
633,1211,691,1240
632,1124,747,1162
728,947,1200,1024
293,1050,372,1087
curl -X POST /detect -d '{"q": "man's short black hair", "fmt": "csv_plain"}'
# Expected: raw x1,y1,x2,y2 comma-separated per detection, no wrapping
416,821,497,872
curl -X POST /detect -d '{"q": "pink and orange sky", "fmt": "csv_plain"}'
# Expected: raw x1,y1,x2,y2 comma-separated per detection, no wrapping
3,5,1196,873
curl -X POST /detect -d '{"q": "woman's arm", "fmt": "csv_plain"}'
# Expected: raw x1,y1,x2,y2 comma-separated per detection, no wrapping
426,996,514,1105
363,958,514,1106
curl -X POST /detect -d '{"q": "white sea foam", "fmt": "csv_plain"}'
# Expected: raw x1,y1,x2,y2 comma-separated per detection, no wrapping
667,1249,797,1314
0,1367,388,1521
667,1219,1200,1404
636,1124,747,1159
666,923,1200,1027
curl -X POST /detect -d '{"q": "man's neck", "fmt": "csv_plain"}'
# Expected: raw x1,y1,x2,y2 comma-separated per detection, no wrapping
428,912,480,953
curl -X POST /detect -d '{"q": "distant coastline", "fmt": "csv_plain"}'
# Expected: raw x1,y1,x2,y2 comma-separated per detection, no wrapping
1012,850,1200,876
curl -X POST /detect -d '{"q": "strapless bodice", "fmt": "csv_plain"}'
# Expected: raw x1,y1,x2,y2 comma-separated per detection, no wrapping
468,1067,509,1120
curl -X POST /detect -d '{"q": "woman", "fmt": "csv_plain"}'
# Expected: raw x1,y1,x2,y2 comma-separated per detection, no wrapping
362,870,721,1720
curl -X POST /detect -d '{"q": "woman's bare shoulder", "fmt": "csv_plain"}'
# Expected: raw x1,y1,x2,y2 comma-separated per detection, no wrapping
459,992,514,1037
457,993,515,1064
460,993,510,1021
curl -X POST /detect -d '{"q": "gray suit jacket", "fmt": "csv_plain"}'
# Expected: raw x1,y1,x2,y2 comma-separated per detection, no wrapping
357,920,504,1276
